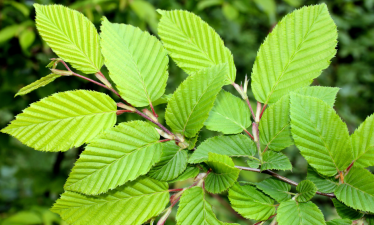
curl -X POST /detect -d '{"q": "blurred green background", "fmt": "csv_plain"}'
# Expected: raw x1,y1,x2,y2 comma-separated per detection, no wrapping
1,0,373,224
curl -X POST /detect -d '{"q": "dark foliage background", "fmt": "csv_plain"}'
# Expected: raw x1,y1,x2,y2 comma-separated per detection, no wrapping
0,0,373,224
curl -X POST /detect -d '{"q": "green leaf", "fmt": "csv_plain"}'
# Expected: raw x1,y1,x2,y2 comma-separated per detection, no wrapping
19,29,35,55
259,86,339,152
296,180,317,202
335,167,374,213
228,182,276,221
157,10,236,84
204,153,240,193
152,94,172,106
0,25,20,43
307,166,338,193
367,216,374,225
277,200,326,225
256,177,291,202
332,199,364,220
34,4,104,74
149,142,187,181
15,74,61,97
351,114,374,168
326,219,352,225
64,121,161,195
1,90,116,152
205,90,251,134
100,17,168,107
176,186,229,225
165,64,227,138
251,4,337,104
189,134,256,163
1,211,43,225
52,177,169,225
290,94,353,176
168,166,200,183
222,3,239,21
247,159,260,169
261,151,292,171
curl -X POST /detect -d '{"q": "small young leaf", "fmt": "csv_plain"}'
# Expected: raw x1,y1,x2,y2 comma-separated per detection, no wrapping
168,166,200,184
64,121,162,195
251,4,337,104
256,177,291,202
165,64,227,138
351,114,374,168
205,90,251,134
52,177,169,225
290,94,353,176
149,142,188,181
247,159,260,169
204,153,240,194
152,94,172,106
189,134,256,163
34,4,104,74
296,180,317,202
335,167,374,213
1,90,116,152
307,166,338,193
100,17,168,107
261,151,292,171
15,74,61,97
158,10,236,84
326,219,352,225
332,199,364,220
228,182,276,221
277,200,326,225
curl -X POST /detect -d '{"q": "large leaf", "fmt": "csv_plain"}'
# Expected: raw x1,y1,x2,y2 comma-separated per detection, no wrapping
204,153,240,194
100,17,168,107
296,180,317,202
332,199,364,220
277,200,326,225
176,187,229,225
1,90,116,152
165,64,227,138
256,177,291,202
290,94,353,176
251,4,337,104
34,4,103,74
52,177,169,225
259,86,339,152
351,114,374,168
64,121,162,195
307,166,338,193
335,167,374,213
158,10,236,84
15,74,61,97
189,134,256,163
149,142,188,181
261,151,292,171
228,182,276,221
205,90,251,134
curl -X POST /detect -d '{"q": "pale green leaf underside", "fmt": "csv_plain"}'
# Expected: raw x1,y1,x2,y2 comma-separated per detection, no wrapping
149,142,187,181
335,167,374,213
189,134,256,163
205,90,251,134
326,219,352,225
100,17,168,107
296,180,317,202
205,153,240,194
277,200,326,225
307,166,338,193
1,90,116,152
251,4,337,104
15,73,61,97
332,199,364,220
64,121,161,195
34,4,103,74
261,151,292,171
177,187,228,225
168,166,200,184
290,94,353,176
229,182,276,221
256,177,291,202
158,10,236,84
351,114,374,168
52,177,169,225
165,64,227,138
259,86,339,152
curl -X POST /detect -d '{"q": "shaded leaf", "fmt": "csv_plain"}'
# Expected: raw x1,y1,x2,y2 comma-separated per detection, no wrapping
277,200,326,225
326,219,352,225
307,166,338,193
168,166,200,184
332,199,363,220
261,151,292,171
256,177,291,202
351,114,374,168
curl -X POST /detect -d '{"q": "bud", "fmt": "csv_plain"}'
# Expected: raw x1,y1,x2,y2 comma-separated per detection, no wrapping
177,141,189,149
50,69,73,76
143,108,158,123
175,133,185,143
155,128,175,140
117,102,136,112
252,122,259,142
95,73,112,89
255,102,261,123
157,207,172,225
